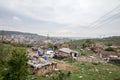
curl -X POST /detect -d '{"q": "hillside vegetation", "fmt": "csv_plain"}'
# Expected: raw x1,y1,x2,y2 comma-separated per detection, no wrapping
68,36,120,50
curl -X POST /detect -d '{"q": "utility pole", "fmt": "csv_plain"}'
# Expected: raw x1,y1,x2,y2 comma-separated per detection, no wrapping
47,33,50,44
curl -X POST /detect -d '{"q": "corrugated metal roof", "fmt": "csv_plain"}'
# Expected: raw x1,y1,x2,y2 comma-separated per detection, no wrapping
28,57,51,69
59,48,73,54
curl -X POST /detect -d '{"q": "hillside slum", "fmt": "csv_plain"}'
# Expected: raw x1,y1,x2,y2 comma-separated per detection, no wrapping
27,43,120,76
27,46,77,76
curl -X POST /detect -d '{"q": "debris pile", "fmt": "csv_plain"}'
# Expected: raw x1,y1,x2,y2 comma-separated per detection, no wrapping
28,56,51,70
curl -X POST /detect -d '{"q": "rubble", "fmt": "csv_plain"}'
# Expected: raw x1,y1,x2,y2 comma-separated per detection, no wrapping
28,56,51,70
28,56,57,76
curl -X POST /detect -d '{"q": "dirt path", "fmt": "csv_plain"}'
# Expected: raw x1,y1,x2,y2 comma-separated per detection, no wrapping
50,59,76,71
57,63,75,70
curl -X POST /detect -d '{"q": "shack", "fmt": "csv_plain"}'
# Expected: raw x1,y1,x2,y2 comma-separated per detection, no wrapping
54,48,78,59
28,56,57,76
101,51,120,58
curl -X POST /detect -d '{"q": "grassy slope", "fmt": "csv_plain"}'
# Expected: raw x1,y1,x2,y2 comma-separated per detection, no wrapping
70,62,120,80
31,59,120,80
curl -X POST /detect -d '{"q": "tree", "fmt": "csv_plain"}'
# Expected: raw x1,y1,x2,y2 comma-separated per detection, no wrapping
82,39,93,49
3,48,29,80
48,43,54,49
0,43,10,62
0,43,11,80
107,42,112,46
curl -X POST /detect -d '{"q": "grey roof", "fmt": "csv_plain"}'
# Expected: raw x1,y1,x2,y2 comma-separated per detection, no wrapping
59,48,73,54
28,57,51,69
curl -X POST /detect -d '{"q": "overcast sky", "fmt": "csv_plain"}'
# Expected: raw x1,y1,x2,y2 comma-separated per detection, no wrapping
0,0,120,38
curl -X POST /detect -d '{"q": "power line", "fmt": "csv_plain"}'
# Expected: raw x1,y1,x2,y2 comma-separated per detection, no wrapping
89,3,120,28
88,3,120,35
92,11,120,29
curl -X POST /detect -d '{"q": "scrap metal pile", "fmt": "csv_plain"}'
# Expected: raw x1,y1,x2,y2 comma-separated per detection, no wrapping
28,56,51,70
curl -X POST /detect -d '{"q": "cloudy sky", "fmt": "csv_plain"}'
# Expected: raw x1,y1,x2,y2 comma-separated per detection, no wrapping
0,0,120,37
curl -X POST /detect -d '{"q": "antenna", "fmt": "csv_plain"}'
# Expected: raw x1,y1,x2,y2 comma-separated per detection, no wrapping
47,33,49,40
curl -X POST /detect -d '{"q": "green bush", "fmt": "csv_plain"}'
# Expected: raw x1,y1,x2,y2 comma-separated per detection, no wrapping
2,48,29,80
105,47,115,51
